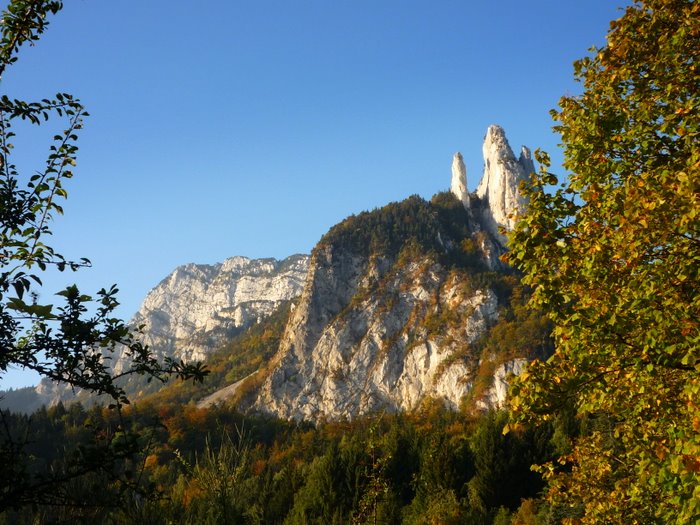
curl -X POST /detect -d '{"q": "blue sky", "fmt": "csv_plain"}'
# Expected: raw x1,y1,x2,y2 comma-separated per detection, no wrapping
1,0,627,389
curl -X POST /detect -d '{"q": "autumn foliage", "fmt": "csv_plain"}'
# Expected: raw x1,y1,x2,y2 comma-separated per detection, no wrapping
507,1,700,522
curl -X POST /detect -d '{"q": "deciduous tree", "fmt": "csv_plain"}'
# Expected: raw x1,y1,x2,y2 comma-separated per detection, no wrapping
506,1,699,522
0,0,207,511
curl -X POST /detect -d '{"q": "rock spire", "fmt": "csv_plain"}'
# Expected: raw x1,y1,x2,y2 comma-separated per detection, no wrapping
475,125,533,241
450,152,469,207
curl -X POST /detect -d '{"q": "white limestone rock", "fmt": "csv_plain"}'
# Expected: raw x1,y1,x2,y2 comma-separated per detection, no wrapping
117,254,309,369
35,254,309,405
477,358,528,410
450,152,469,208
250,243,503,421
475,125,533,243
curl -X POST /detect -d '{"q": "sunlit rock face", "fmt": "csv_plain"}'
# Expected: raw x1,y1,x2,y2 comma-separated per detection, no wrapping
475,125,534,243
33,255,309,406
116,254,309,369
450,152,469,207
251,245,502,421
245,125,536,421
477,358,528,410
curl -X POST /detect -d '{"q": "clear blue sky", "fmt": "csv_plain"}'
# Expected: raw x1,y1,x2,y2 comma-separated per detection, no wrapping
1,0,627,389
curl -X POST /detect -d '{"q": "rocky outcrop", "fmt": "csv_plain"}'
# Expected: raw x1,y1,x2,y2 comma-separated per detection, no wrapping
475,125,534,242
33,254,309,406
478,358,528,410
115,254,309,368
252,246,501,421
246,125,537,421
450,152,469,207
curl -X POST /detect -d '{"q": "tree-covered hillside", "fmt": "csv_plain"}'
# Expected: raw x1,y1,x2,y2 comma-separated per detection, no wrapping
319,192,486,270
0,400,561,524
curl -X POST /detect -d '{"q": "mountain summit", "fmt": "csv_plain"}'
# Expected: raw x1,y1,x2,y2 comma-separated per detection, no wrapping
473,125,534,240
244,126,542,421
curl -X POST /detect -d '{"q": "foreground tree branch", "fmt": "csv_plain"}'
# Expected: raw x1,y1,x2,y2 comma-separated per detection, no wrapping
0,0,208,512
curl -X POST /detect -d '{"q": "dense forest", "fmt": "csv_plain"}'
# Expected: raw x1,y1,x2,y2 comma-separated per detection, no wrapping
0,398,570,524
319,192,480,267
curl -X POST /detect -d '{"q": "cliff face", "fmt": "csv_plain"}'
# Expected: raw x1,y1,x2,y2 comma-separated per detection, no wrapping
118,254,309,368
252,245,502,420
473,125,534,241
32,255,309,408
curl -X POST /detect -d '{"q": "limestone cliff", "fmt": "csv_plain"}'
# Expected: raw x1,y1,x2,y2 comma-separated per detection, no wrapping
244,125,539,421
31,255,309,407
251,241,504,420
118,254,309,368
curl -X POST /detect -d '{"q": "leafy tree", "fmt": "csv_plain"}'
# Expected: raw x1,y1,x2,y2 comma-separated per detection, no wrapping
506,0,699,522
0,0,207,512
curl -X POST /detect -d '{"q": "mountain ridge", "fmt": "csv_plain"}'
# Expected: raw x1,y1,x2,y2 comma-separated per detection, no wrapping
242,125,542,420
6,254,310,411
2,125,547,420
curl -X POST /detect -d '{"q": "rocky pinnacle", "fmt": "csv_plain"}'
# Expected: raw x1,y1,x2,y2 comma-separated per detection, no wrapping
475,125,533,242
450,152,469,207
